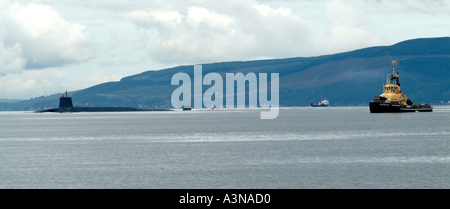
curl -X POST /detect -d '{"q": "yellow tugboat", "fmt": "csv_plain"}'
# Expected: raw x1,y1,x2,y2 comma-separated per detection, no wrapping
369,59,433,113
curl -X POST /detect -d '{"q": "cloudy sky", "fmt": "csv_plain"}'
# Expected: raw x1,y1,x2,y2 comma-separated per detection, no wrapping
1,0,449,99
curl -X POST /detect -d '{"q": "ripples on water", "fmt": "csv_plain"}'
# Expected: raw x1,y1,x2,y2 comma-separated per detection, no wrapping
1,106,449,188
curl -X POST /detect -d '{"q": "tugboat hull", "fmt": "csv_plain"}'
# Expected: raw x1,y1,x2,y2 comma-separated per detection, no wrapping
369,101,433,113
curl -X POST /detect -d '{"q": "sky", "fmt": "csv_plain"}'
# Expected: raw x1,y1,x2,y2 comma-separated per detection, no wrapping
1,0,449,99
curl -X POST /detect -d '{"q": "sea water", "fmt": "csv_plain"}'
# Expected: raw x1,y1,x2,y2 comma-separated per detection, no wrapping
1,106,449,189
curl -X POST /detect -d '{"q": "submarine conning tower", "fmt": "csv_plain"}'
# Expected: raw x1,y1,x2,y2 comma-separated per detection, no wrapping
59,91,73,108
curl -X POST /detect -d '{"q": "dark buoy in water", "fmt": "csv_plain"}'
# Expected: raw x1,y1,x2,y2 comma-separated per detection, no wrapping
182,105,191,111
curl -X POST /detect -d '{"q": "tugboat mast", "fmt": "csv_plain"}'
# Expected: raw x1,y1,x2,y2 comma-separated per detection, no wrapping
392,59,396,74
387,59,400,87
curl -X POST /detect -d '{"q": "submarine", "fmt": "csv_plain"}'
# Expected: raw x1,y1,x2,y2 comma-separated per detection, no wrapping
369,59,432,113
35,91,172,113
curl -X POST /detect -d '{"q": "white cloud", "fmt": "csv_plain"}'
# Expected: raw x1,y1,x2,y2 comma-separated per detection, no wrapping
313,0,386,55
106,30,119,51
0,1,94,70
88,70,121,84
0,68,66,99
132,28,149,51
363,0,450,14
121,0,312,64
0,41,26,76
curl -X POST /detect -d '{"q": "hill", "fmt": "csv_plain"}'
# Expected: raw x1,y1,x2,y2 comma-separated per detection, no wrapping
2,37,450,110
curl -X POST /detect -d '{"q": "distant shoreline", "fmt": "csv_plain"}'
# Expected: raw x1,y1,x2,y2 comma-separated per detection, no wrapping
0,99,22,103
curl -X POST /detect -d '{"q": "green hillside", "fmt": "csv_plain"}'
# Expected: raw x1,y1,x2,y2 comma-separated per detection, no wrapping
2,37,450,111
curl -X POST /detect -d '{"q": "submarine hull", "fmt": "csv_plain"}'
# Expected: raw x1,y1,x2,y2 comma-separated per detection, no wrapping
35,93,173,113
369,101,433,113
35,106,171,113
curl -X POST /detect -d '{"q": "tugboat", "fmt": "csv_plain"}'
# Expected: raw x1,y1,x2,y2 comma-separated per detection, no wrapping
369,59,432,113
311,97,329,107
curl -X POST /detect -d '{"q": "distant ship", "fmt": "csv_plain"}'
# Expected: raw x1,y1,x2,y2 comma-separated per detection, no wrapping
35,92,172,113
369,60,432,113
311,97,329,107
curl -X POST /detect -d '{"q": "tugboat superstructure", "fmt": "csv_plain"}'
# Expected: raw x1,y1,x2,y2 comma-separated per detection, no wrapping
369,60,432,113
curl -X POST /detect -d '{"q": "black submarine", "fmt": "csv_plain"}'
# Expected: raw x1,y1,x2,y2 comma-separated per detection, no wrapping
35,91,172,113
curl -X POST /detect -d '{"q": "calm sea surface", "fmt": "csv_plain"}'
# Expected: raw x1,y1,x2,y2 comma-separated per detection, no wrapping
1,106,449,189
